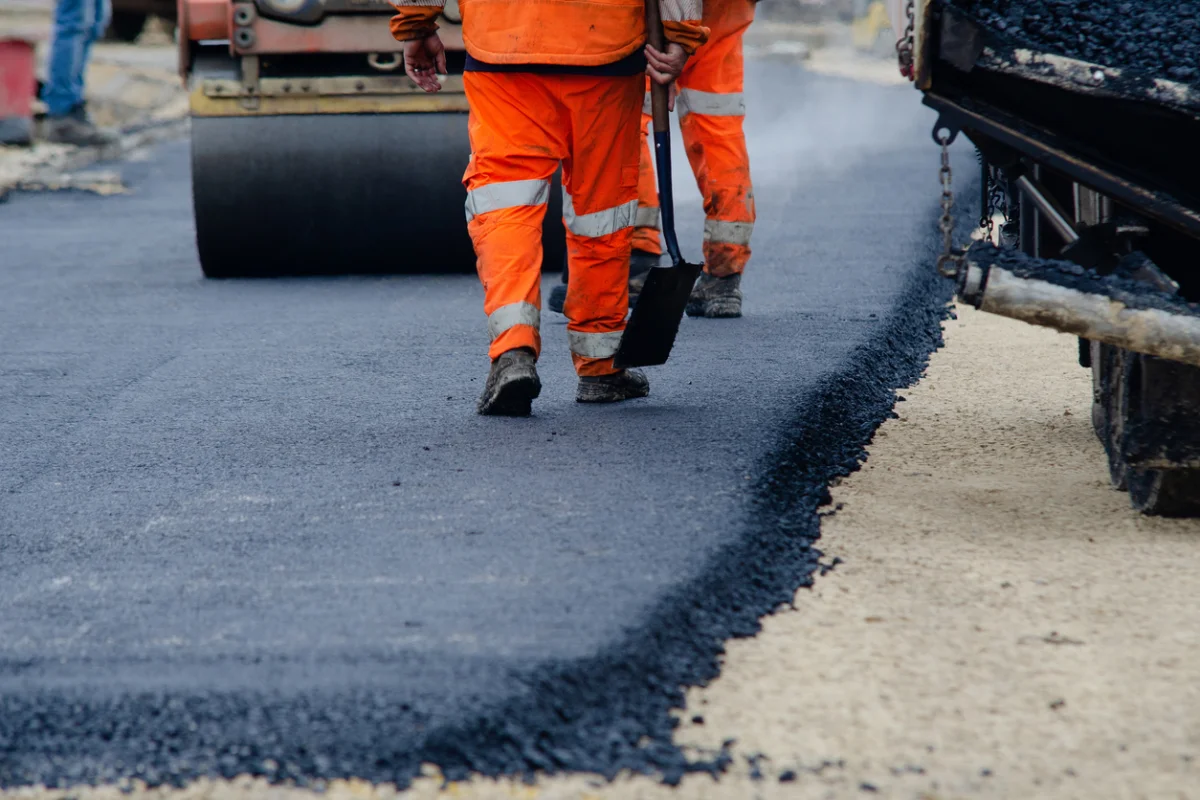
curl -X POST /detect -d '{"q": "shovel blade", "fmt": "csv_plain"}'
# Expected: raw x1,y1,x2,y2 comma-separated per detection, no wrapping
613,260,704,369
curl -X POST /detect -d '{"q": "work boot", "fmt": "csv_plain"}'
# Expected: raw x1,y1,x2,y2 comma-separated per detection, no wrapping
548,281,568,315
576,368,650,404
685,272,743,318
477,348,541,416
548,249,661,315
40,110,119,148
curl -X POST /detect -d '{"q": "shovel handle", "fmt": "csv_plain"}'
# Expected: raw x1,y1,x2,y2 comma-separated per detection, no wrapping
645,0,670,134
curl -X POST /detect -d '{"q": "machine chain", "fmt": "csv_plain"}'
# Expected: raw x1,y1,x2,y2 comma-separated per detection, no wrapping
896,0,916,79
979,164,1010,245
936,131,964,278
979,172,998,247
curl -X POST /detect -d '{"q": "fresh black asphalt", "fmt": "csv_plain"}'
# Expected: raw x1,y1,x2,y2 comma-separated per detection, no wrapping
0,64,975,788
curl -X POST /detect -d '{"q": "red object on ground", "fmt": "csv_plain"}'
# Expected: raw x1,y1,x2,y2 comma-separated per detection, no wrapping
0,37,38,145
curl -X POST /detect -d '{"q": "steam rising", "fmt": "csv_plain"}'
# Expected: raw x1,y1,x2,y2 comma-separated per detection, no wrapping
666,63,931,207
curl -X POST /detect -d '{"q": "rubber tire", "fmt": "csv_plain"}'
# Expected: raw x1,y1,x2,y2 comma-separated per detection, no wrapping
192,114,565,278
1128,469,1200,517
1116,351,1200,516
189,49,566,279
107,11,147,42
1091,343,1130,491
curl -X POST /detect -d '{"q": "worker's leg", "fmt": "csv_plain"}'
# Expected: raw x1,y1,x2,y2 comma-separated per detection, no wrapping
463,72,566,414
678,0,757,279
41,0,117,145
463,71,566,361
42,0,93,116
79,0,111,89
549,81,657,318
559,73,644,379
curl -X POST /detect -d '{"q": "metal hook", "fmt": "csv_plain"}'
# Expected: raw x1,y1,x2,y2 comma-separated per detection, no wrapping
932,117,960,146
368,53,402,72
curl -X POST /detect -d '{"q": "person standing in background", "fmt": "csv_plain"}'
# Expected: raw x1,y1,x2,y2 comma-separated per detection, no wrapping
40,0,120,146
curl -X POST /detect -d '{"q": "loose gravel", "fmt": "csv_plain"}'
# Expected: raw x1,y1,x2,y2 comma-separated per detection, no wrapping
946,0,1200,83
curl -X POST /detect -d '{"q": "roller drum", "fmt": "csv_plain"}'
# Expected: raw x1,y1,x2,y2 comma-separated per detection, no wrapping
191,113,566,278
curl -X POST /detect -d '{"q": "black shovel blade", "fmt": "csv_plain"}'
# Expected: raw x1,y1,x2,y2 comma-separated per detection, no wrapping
613,259,704,368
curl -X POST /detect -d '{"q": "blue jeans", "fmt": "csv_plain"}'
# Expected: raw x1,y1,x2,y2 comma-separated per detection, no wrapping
41,0,112,117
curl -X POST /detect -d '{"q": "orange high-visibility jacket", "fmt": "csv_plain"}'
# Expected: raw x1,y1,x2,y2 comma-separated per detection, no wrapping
390,1,708,62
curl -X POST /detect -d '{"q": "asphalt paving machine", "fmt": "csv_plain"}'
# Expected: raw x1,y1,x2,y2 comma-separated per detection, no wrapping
891,0,1200,515
178,0,564,278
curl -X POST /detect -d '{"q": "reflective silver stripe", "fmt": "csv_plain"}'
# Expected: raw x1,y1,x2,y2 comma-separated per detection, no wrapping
567,329,623,359
704,219,754,247
562,191,638,238
643,91,653,116
487,301,540,340
635,205,660,229
465,179,550,222
677,89,746,119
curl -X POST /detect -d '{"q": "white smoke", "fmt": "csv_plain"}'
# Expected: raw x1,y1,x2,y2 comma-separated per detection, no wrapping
666,65,932,204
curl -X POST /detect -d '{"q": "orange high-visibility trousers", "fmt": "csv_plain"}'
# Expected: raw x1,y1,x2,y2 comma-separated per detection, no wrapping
463,71,643,377
633,0,757,277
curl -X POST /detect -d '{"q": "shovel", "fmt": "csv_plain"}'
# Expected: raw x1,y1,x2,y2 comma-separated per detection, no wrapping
612,1,704,369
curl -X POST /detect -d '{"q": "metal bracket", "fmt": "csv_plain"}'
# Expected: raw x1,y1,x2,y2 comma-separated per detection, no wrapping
205,74,463,99
1015,173,1079,245
932,116,959,146
240,54,260,111
367,52,402,72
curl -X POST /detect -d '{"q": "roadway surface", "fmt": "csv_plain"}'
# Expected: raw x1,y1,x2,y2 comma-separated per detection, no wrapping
0,64,971,789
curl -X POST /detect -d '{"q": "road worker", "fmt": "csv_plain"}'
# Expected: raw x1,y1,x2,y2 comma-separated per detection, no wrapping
549,0,757,319
41,0,120,146
392,0,708,416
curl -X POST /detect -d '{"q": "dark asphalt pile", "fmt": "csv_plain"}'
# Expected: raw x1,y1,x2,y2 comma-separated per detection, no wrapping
968,241,1200,316
946,0,1200,83
0,67,970,791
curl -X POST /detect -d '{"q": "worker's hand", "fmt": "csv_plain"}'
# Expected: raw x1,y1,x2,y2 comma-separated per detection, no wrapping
645,42,688,112
404,33,447,93
646,42,688,84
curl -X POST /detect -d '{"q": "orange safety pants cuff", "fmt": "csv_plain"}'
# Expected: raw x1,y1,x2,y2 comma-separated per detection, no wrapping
562,226,631,377
490,325,541,362
573,355,620,377
703,242,751,277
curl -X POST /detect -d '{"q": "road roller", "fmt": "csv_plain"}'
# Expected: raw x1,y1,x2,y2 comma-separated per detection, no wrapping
892,0,1200,514
179,0,564,278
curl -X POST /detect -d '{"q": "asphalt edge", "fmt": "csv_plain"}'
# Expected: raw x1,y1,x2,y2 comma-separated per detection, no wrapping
415,192,970,787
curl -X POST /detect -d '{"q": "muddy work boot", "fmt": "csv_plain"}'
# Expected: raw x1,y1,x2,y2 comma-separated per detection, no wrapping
548,281,568,315
685,272,743,318
477,348,541,416
40,112,119,148
576,368,650,404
